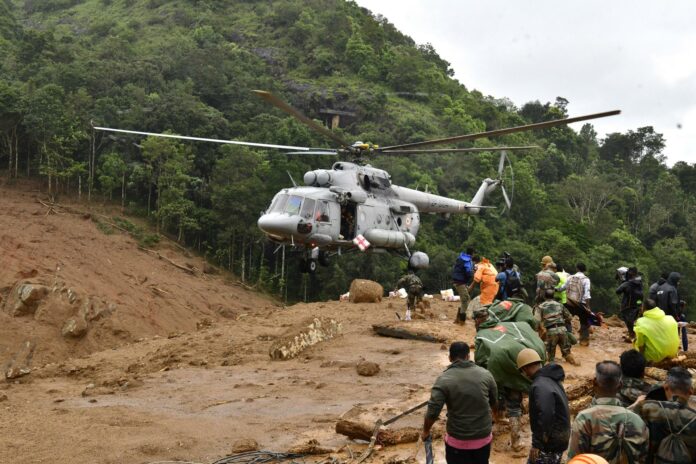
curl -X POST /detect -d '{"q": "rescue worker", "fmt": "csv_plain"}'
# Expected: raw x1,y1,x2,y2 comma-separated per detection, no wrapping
395,269,423,321
473,307,546,452
496,256,523,301
632,367,696,464
469,256,499,306
567,361,649,463
615,267,644,342
648,272,668,302
559,263,593,346
536,256,560,303
655,272,689,351
488,287,537,330
633,299,680,363
617,349,652,407
452,247,475,324
422,341,498,464
538,289,578,365
517,348,570,464
555,263,578,348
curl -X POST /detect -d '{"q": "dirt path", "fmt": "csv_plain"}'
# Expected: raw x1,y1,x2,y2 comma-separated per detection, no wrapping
1,182,693,464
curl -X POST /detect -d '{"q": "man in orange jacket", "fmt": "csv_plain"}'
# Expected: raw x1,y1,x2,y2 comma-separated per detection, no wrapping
469,256,500,305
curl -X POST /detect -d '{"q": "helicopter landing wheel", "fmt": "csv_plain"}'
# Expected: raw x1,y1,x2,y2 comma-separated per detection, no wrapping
299,258,318,274
318,250,330,267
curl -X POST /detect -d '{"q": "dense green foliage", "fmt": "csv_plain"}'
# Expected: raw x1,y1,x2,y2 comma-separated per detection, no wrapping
1,0,695,318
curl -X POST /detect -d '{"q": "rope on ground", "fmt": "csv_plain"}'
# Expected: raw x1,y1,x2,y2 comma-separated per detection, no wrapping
212,451,306,464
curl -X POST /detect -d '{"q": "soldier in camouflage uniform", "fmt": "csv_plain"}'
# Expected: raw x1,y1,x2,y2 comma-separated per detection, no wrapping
618,350,652,407
567,361,649,464
632,367,696,464
536,257,560,303
396,270,423,321
538,289,578,365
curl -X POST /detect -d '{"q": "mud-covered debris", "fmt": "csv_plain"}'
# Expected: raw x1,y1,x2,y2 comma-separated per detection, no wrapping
230,438,259,453
356,360,380,377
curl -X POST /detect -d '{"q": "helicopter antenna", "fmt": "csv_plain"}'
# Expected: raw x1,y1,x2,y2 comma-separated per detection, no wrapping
286,171,298,188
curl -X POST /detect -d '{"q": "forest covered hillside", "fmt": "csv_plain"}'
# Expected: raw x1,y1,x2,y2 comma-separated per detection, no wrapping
2,0,696,317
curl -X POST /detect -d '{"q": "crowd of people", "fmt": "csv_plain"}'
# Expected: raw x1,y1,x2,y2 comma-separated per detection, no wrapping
409,249,695,464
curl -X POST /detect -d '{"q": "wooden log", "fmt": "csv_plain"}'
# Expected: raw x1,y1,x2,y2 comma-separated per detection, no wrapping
372,324,447,343
569,395,592,416
645,366,668,382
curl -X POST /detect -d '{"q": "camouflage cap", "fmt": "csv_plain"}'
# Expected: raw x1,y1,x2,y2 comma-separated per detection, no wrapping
472,308,490,319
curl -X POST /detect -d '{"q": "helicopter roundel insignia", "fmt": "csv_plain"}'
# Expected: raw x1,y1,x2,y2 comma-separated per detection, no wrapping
405,215,412,227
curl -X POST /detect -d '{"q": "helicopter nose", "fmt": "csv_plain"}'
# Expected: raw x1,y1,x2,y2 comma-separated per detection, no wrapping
257,213,300,238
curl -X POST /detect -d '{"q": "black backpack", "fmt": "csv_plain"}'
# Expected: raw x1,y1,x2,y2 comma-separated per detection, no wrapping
504,270,522,298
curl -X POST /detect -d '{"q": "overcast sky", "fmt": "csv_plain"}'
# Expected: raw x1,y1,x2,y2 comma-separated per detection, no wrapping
356,0,696,165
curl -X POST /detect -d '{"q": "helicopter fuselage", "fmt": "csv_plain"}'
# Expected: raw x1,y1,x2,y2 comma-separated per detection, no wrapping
257,161,488,256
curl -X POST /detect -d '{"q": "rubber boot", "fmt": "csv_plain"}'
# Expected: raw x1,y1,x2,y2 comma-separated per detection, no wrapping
509,416,524,452
564,353,580,366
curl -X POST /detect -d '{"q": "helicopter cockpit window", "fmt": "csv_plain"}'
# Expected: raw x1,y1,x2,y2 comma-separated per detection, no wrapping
285,195,303,216
269,193,289,213
316,201,330,222
300,198,316,220
377,176,391,188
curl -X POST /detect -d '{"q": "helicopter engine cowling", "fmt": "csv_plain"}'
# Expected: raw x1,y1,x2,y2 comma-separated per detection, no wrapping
304,169,332,187
408,251,430,270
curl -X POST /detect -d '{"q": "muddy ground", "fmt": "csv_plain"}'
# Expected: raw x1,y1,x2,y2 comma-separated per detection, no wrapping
1,181,693,464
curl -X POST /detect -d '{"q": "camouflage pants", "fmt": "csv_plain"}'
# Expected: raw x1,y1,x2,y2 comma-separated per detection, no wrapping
453,283,470,321
527,451,563,464
498,387,523,418
545,329,570,361
406,291,422,311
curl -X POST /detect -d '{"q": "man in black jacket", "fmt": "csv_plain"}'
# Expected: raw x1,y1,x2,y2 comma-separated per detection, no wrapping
655,272,688,351
615,267,644,341
517,349,570,464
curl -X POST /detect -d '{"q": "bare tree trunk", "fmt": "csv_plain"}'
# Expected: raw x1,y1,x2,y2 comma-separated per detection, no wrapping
14,126,18,178
78,175,82,200
241,237,246,282
89,128,94,202
121,172,126,209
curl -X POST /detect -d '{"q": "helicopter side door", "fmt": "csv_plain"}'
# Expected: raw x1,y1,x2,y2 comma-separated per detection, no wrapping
315,199,340,240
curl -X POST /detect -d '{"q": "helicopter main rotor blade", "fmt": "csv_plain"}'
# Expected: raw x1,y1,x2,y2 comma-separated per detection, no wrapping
378,110,621,151
92,126,312,151
381,146,538,155
284,150,339,156
253,90,351,149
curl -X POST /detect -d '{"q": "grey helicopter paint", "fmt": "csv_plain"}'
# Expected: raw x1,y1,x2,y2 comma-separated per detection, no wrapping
93,90,620,273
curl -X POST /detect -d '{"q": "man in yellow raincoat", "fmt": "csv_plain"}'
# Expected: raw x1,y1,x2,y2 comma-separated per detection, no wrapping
633,299,680,362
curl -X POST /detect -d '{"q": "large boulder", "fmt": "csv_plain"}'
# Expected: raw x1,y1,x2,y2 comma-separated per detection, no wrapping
7,282,49,316
62,315,88,338
349,279,383,303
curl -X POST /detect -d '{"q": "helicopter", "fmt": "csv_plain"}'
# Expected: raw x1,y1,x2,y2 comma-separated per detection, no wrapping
94,91,620,273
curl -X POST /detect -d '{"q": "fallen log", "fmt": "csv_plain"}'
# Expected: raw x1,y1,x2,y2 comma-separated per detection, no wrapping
372,324,447,344
336,404,441,446
138,246,199,275
645,366,668,382
569,395,593,416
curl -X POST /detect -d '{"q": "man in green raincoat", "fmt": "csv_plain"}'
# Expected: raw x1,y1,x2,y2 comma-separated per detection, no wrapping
473,307,546,452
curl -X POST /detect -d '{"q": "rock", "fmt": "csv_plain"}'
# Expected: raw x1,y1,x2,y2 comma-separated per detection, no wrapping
218,307,237,319
287,439,334,455
62,315,88,338
8,282,49,316
5,340,35,379
604,314,624,328
83,298,115,322
196,318,213,330
269,317,342,360
203,263,220,274
0,393,7,402
356,361,380,377
231,438,259,453
349,279,383,303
